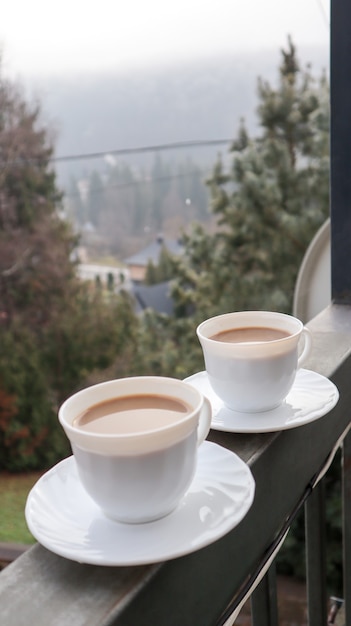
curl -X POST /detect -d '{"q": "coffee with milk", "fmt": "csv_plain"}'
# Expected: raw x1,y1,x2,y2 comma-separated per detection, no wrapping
73,394,191,434
210,326,290,344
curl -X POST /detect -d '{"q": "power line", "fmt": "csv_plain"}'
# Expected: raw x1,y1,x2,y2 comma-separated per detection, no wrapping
0,137,232,169
51,138,233,164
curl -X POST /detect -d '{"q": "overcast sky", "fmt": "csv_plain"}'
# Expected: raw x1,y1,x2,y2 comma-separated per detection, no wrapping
1,0,329,78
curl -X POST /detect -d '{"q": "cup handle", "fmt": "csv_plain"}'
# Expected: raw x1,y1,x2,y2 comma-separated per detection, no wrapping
297,326,313,368
197,396,212,446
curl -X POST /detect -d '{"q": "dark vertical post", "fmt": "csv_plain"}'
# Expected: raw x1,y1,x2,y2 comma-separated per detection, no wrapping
250,564,278,626
342,429,351,625
305,480,327,626
330,0,351,303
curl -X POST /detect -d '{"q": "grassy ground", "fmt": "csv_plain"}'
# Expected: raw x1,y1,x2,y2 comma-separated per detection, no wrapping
0,472,43,544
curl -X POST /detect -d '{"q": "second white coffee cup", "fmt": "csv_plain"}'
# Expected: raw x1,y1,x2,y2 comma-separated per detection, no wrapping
58,376,212,524
197,310,312,413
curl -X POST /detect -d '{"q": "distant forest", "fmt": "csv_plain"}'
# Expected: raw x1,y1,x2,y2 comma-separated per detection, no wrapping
65,154,214,259
27,46,328,259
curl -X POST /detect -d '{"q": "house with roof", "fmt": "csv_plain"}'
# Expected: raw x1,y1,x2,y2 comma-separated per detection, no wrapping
132,281,175,316
123,234,184,315
124,234,183,283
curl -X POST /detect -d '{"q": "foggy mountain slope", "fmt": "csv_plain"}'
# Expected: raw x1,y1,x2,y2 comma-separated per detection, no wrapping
27,46,328,183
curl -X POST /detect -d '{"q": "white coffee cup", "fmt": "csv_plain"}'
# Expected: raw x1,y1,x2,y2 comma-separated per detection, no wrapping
196,311,312,413
58,376,212,523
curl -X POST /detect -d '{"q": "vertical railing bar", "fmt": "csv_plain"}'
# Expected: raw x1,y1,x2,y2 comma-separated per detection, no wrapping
305,479,327,626
250,562,279,626
342,429,351,625
330,0,351,303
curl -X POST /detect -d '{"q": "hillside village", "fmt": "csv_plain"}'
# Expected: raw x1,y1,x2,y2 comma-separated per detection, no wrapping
78,233,183,314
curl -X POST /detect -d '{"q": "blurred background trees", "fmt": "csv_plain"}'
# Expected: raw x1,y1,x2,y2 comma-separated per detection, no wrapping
0,38,329,472
0,68,137,470
170,37,329,320
132,38,330,382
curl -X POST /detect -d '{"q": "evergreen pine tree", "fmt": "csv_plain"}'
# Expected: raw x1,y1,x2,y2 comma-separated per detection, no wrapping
0,73,77,330
87,170,105,227
145,259,158,284
0,67,138,469
172,37,330,318
151,153,171,229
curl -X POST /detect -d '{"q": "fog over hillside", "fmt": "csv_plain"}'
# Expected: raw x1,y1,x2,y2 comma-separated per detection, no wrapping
25,45,328,186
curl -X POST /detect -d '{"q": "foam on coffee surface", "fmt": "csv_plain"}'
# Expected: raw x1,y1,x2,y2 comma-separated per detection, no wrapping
73,394,191,434
210,326,290,343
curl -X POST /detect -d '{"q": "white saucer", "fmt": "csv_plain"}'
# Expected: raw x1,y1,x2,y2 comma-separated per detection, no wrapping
184,369,339,433
25,441,255,566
